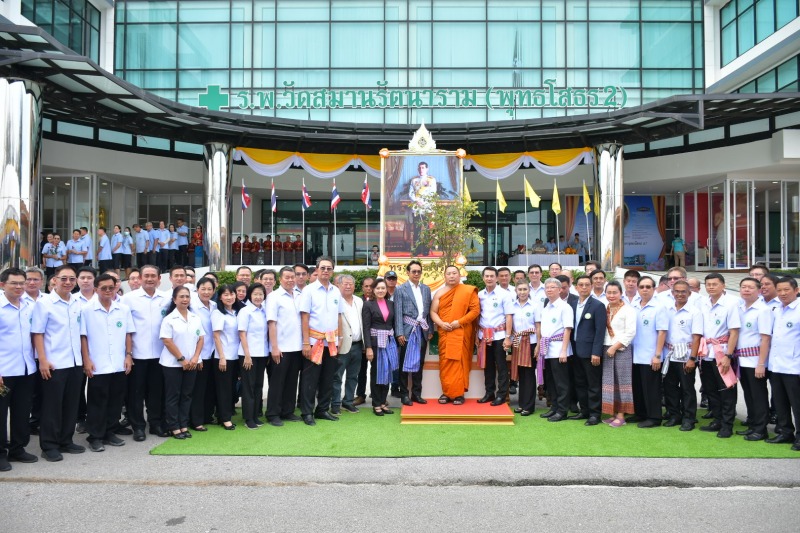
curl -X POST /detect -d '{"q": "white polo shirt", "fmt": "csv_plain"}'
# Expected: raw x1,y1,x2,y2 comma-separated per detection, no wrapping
297,280,344,347
266,286,303,352
528,283,547,308
632,298,669,365
80,299,135,375
736,299,773,369
190,295,217,360
664,303,699,361
30,291,83,368
211,308,240,361
510,298,540,344
159,309,204,368
65,238,88,263
538,297,574,358
237,303,269,357
0,294,35,377
768,299,800,375
478,287,512,340
693,294,741,361
122,288,169,360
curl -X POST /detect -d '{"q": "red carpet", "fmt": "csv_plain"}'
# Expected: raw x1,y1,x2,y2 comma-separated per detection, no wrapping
401,398,515,425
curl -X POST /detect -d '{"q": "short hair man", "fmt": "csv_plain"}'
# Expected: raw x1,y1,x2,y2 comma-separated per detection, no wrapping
394,260,433,406
535,278,574,422
331,274,364,414
569,274,607,425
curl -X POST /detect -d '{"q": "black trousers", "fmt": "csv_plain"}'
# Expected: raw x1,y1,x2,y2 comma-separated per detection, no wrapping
398,336,427,398
517,359,536,412
213,358,239,423
633,363,663,422
267,351,302,420
770,371,800,440
77,373,87,421
299,347,337,416
178,245,188,266
572,355,602,418
739,366,770,436
0,373,34,457
127,358,164,432
39,366,83,451
370,360,389,407
483,339,509,398
28,364,42,429
136,252,147,268
86,371,126,442
147,251,157,266
663,361,697,424
162,366,197,432
544,358,570,416
157,249,169,272
356,352,371,399
700,359,737,430
240,357,267,423
189,361,212,428
98,259,113,274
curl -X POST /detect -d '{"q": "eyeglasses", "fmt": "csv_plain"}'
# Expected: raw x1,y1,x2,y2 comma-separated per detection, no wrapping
667,276,683,281
4,281,25,287
56,277,77,282
318,266,334,271
409,269,422,274
97,286,116,292
638,285,655,289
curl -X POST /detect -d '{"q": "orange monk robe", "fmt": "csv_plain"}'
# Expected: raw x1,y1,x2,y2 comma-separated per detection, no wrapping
438,284,480,398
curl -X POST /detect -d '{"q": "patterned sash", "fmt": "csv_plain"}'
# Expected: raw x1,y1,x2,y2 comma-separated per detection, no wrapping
537,332,564,385
733,345,760,357
510,328,535,382
402,316,428,373
698,335,737,387
477,324,505,369
662,341,692,375
308,328,338,364
371,328,399,385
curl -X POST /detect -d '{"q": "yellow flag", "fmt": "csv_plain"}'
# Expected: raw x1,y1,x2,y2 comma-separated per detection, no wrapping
463,178,472,203
552,180,561,215
524,177,541,208
582,181,591,214
496,181,507,213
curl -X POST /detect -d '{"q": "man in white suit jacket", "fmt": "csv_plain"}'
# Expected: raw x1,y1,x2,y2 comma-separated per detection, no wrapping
332,274,364,414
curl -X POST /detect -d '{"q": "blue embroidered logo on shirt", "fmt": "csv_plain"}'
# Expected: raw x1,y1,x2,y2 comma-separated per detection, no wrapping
493,302,498,308
788,322,794,328
643,319,649,325
161,309,167,316
116,321,122,328
551,318,556,323
196,329,201,336
746,322,752,328
715,319,721,325
525,312,531,317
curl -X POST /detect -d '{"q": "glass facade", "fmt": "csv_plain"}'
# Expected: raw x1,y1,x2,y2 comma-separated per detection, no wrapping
735,53,799,91
720,0,800,66
21,0,102,62
114,0,704,124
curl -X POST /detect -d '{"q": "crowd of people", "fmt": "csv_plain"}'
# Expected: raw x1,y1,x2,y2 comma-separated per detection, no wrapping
1,256,799,471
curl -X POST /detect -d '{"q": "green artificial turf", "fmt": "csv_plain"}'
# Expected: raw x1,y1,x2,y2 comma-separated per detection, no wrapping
151,409,800,458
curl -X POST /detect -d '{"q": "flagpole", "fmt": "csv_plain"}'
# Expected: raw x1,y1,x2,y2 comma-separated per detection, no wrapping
364,173,369,266
302,178,306,266
584,181,591,265
555,179,561,263
494,194,499,267
334,206,338,264
240,209,244,265
523,174,529,267
271,209,274,266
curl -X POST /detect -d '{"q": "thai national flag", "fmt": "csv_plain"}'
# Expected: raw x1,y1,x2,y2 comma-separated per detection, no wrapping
271,181,277,213
302,181,312,210
361,175,372,209
241,180,251,210
330,179,341,211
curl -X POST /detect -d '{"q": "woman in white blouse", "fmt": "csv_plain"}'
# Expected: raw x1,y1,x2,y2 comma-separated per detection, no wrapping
238,283,269,430
160,286,204,439
212,284,245,430
601,281,637,427
189,277,217,432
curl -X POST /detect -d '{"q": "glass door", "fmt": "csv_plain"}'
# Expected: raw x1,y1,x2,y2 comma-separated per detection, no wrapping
731,179,753,268
783,181,800,268
709,183,727,268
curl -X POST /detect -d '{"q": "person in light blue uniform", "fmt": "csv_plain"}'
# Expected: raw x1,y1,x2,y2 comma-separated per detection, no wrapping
631,276,668,428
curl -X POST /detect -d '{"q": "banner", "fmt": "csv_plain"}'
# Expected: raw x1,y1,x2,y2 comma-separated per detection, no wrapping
622,196,666,269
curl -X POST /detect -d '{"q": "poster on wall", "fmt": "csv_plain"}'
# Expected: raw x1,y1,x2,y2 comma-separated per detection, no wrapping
622,196,666,269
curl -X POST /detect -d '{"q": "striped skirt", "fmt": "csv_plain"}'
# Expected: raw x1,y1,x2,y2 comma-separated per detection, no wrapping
601,344,634,416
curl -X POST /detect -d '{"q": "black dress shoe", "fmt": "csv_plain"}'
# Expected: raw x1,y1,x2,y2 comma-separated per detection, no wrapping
477,394,496,404
567,413,589,420
741,419,751,427
103,435,126,447
637,420,660,429
701,411,715,419
88,440,105,452
663,418,681,427
8,451,38,463
540,410,555,419
401,396,413,406
411,396,428,404
736,428,754,436
133,429,146,442
624,415,644,424
59,443,86,454
700,422,722,432
509,385,517,395
281,414,302,422
744,433,767,441
792,441,800,451
490,397,505,406
548,413,566,422
41,449,63,462
75,421,87,434
113,427,133,436
585,417,600,426
0,457,10,472
766,434,794,444
382,407,394,415
172,432,187,440
268,418,284,427
520,410,533,417
302,415,316,426
679,422,695,432
315,411,339,421
716,428,733,438
222,423,236,431
514,407,524,413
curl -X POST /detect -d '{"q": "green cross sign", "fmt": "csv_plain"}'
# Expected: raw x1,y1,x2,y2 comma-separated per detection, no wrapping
199,85,229,111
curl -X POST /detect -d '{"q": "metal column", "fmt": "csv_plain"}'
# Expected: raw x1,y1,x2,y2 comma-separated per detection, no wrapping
203,143,233,272
594,144,624,272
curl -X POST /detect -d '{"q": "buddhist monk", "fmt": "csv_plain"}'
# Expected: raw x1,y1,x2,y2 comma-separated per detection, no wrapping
430,265,480,405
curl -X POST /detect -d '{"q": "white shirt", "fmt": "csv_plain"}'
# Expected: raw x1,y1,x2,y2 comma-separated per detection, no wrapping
632,299,669,365
664,303,699,360
43,242,66,267
341,297,362,343
604,304,637,347
622,292,641,306
478,287,512,340
528,283,547,309
65,238,88,263
0,294,35,377
737,299,773,369
30,291,83,368
159,309,204,368
693,294,741,361
97,234,112,260
80,234,94,260
211,308,240,361
80,299,135,375
657,290,702,311
190,295,217,360
591,290,608,306
297,280,344,347
122,288,169,360
768,299,800,375
22,290,44,305
410,282,425,321
538,297,574,358
266,287,303,352
237,303,269,357
511,299,539,344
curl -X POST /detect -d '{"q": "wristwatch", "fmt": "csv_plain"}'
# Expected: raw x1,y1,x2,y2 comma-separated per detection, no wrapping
688,356,697,362
177,356,186,362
